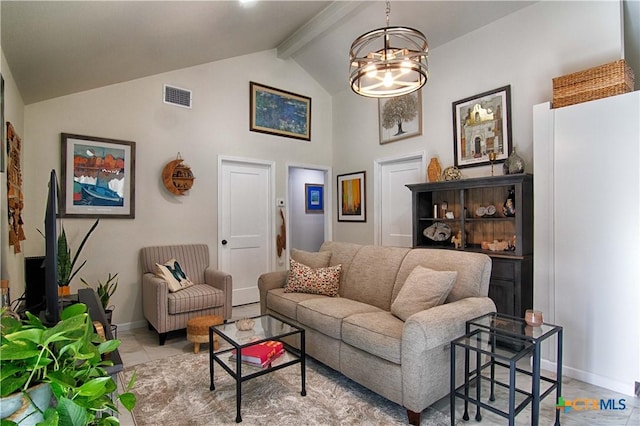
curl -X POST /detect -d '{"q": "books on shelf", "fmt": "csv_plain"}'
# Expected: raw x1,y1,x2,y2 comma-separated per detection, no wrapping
229,340,284,368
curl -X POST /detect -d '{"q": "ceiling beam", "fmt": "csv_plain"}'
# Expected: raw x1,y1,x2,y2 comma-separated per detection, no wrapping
277,1,366,59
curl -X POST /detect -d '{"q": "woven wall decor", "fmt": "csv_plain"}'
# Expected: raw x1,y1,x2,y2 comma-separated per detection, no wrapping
6,122,26,253
162,153,195,195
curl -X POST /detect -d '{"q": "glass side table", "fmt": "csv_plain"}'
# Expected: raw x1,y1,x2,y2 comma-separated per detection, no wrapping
450,312,563,426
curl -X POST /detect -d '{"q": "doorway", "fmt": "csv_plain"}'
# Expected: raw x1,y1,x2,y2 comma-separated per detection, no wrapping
286,164,332,263
374,152,426,247
218,156,275,306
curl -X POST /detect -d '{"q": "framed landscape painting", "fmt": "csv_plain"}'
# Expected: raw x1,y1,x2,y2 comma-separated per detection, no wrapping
452,85,511,168
337,171,366,222
305,183,324,214
250,82,311,141
61,133,136,218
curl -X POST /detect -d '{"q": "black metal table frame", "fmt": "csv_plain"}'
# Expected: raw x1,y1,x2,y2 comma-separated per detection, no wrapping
209,314,306,423
450,312,563,426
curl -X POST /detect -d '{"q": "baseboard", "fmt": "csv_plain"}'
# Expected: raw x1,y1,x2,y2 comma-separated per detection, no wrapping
114,320,148,331
541,359,636,396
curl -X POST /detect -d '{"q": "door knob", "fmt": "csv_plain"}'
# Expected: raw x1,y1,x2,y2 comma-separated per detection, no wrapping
221,239,228,245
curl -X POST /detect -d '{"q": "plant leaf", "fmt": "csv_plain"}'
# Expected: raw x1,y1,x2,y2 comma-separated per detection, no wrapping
76,377,111,397
40,408,60,426
60,303,87,320
96,339,120,354
118,391,137,411
56,396,89,426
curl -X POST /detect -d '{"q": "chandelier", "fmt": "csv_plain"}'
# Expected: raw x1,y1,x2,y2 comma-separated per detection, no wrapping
349,1,428,98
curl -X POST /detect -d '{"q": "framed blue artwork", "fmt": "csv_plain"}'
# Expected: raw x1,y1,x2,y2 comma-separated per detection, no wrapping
305,183,324,214
250,82,311,141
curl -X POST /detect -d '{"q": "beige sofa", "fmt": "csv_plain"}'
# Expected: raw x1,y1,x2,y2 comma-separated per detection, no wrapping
141,244,232,345
258,242,496,424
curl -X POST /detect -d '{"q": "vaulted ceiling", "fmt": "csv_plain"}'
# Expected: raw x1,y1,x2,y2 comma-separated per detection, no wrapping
1,1,534,105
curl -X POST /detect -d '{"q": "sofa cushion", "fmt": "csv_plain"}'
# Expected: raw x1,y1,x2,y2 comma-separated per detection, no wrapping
392,249,492,302
284,259,341,297
155,258,195,292
297,298,382,339
391,266,457,321
291,248,332,268
319,241,362,289
266,288,328,320
167,284,224,314
342,311,404,364
340,245,410,311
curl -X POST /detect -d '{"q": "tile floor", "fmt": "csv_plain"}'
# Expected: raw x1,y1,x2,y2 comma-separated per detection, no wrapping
116,304,638,425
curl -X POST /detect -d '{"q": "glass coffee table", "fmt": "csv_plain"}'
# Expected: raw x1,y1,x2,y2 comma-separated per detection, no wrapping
209,314,306,423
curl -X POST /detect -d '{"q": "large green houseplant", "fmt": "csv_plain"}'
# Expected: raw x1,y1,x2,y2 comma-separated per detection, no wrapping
0,303,136,425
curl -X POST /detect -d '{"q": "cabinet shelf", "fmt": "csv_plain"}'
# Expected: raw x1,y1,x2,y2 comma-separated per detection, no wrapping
407,174,533,318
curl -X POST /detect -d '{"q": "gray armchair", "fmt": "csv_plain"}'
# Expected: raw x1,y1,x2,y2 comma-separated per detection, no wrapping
140,244,232,345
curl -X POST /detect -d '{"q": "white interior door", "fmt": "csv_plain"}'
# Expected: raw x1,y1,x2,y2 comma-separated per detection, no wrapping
219,157,274,306
375,153,425,247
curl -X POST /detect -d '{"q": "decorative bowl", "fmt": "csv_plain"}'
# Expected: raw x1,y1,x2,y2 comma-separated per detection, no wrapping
235,317,255,331
486,205,496,216
475,206,486,217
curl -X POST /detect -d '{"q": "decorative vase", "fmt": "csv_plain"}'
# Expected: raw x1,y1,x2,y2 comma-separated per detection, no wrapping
58,286,71,297
427,157,442,182
503,188,516,217
503,146,525,174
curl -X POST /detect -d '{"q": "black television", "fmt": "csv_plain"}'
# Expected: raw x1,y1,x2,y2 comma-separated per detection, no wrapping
43,169,59,325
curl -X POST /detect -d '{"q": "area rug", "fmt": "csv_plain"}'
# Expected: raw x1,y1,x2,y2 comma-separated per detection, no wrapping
121,352,453,425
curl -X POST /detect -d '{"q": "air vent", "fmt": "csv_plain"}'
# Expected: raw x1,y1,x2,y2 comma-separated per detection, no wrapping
163,84,192,108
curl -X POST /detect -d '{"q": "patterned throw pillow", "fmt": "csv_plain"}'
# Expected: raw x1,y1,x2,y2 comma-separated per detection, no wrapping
154,258,195,292
284,258,341,297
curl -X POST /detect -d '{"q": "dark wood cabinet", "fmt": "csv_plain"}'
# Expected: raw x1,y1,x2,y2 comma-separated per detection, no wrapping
407,174,533,317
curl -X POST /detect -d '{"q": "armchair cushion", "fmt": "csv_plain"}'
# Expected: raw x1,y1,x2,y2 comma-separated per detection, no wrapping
390,266,457,321
155,258,195,292
167,284,225,315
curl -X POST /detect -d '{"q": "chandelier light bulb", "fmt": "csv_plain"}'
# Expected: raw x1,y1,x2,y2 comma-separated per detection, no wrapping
366,64,377,78
383,70,394,87
401,60,412,74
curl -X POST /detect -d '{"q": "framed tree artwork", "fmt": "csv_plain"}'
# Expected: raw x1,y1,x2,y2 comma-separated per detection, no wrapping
61,133,136,218
452,85,512,168
379,91,422,144
337,171,366,222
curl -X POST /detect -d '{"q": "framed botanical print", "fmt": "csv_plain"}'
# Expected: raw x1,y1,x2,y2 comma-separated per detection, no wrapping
379,91,422,144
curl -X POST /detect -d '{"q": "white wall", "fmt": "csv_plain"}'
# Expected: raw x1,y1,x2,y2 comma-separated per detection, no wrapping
331,1,624,244
1,50,26,299
20,49,332,327
289,168,325,252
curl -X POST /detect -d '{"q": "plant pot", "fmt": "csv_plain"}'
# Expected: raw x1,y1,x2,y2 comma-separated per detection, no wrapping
0,383,52,425
104,309,113,324
58,285,71,296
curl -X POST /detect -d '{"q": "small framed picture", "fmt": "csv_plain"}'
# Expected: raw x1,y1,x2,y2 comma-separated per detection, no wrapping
305,183,324,214
452,85,511,168
379,91,422,144
250,82,311,141
337,171,366,222
61,133,136,218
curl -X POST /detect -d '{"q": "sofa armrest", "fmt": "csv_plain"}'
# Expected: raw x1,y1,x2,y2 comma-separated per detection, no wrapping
204,267,233,320
141,273,169,331
257,270,288,314
400,297,496,411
